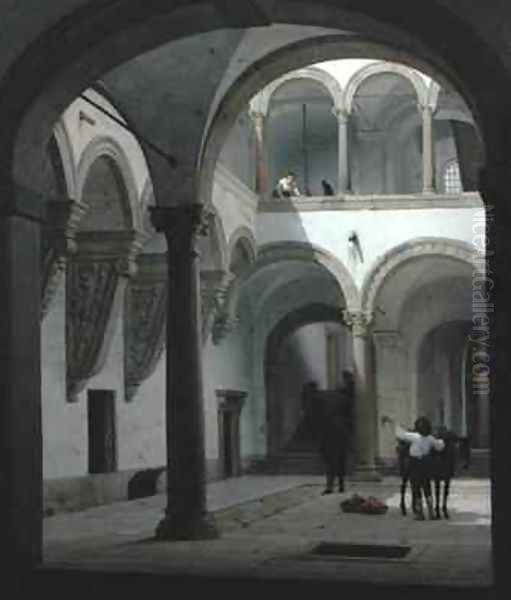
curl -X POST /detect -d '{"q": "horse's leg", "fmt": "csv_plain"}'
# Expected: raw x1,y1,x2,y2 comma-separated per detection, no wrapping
400,475,408,515
443,478,451,519
434,477,441,519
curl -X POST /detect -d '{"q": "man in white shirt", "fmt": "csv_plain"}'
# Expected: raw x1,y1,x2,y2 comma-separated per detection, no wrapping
275,172,301,199
382,415,444,519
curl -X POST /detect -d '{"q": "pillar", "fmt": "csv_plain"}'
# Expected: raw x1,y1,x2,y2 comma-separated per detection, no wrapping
479,157,510,588
373,331,407,462
0,189,44,575
344,310,380,480
334,108,350,193
250,111,269,196
421,104,436,193
150,204,218,540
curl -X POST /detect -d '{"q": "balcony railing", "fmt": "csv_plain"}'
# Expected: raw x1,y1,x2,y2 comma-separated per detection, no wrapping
258,191,482,212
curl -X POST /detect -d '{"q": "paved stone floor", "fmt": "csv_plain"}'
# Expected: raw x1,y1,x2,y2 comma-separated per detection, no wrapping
40,474,492,592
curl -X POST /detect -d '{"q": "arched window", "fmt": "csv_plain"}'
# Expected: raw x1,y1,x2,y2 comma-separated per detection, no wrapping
442,159,463,194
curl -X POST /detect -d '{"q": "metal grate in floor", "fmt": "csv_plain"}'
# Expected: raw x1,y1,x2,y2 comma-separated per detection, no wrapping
311,542,411,559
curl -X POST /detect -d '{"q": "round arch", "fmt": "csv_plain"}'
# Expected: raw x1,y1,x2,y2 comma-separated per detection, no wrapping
264,301,347,455
249,66,344,117
227,225,257,266
361,237,482,315
344,61,429,114
246,241,359,311
76,136,142,231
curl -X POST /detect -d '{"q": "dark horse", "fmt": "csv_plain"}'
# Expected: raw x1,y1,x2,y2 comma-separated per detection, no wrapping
397,429,470,519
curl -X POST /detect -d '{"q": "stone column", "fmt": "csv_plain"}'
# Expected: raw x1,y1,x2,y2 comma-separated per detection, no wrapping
344,310,380,480
479,157,509,587
0,189,44,574
373,331,407,462
421,104,436,193
334,108,350,193
250,111,269,196
150,204,218,540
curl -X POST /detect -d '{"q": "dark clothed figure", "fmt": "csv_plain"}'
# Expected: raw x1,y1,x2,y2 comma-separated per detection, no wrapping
319,390,350,494
321,179,335,196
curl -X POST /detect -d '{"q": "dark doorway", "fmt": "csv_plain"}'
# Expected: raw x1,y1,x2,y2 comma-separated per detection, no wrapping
87,389,117,474
216,390,246,479
222,411,234,477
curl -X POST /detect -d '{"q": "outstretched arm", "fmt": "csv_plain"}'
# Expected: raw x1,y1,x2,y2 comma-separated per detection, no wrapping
381,415,419,443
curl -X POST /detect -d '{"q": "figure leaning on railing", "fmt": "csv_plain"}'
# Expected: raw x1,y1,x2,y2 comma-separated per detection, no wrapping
273,171,301,199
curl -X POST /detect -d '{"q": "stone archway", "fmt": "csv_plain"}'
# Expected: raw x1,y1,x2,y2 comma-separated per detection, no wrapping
264,302,347,455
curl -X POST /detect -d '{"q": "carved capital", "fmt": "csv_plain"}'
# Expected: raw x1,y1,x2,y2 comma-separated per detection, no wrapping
212,312,240,345
149,205,209,256
41,199,87,319
343,310,373,337
331,106,349,124
201,269,235,342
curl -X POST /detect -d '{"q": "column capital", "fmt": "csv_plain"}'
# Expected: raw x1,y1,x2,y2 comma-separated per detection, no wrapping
343,310,373,337
331,106,349,123
149,204,209,240
249,109,266,124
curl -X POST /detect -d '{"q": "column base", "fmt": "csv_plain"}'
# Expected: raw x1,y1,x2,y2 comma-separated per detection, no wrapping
155,511,220,541
350,464,382,482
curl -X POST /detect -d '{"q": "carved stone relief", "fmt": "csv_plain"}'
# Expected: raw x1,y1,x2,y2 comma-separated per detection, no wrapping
66,231,143,401
124,254,167,402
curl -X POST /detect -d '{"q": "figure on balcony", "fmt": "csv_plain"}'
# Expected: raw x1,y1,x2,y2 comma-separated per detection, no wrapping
273,171,301,199
321,179,335,196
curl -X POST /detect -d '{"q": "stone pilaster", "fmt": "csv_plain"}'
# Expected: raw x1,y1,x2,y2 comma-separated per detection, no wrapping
0,187,45,573
343,310,380,480
249,110,269,196
150,204,219,540
373,331,407,461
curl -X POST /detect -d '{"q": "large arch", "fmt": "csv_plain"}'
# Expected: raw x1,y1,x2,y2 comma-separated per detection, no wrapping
264,302,347,455
361,237,482,315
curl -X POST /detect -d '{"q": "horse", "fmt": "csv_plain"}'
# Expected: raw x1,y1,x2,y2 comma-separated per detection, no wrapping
397,429,470,519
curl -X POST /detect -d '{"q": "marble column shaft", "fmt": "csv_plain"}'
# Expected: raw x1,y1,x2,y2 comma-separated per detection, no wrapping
251,111,269,195
344,311,378,477
150,204,218,540
335,109,350,193
421,104,436,193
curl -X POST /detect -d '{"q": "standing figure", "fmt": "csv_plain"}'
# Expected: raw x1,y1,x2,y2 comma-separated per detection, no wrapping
382,415,445,520
319,389,350,495
274,172,301,199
